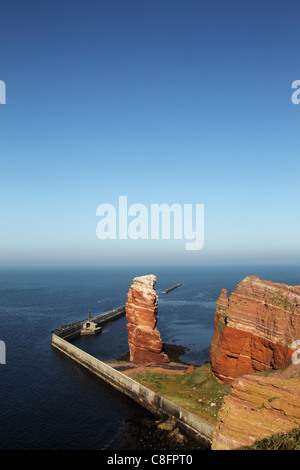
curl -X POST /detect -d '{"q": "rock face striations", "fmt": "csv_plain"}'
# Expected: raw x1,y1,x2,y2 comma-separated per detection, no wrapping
126,275,169,364
210,276,300,383
211,369,300,450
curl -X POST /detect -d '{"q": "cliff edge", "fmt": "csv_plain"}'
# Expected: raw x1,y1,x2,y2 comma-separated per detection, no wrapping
210,275,300,383
211,365,300,450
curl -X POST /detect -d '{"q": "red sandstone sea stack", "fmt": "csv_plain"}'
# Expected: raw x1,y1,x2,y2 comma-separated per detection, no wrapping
210,275,300,383
126,274,169,364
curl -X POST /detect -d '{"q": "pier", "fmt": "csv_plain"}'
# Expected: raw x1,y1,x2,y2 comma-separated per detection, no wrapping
52,305,126,340
163,283,182,294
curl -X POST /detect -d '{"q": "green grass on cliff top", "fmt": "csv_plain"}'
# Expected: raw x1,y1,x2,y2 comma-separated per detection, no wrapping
131,362,231,424
239,426,300,450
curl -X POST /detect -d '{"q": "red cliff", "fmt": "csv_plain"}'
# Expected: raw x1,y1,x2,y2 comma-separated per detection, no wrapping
210,275,300,383
211,367,300,450
126,274,169,364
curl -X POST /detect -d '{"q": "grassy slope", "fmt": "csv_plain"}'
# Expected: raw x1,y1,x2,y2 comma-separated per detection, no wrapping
131,362,231,424
131,362,300,448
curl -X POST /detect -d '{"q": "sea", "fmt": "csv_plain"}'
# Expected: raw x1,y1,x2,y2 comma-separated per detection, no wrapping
0,264,299,450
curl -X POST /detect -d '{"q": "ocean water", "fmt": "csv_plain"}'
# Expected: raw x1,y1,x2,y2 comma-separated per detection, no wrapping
0,265,299,450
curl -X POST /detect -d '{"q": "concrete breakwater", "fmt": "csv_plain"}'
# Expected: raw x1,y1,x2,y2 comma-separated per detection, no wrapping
51,306,215,448
163,283,182,294
53,305,126,340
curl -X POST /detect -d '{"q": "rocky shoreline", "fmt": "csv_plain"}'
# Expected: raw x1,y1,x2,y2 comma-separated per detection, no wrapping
121,273,300,450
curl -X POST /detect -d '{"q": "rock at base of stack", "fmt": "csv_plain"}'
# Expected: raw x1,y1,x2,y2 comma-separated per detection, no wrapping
126,274,169,364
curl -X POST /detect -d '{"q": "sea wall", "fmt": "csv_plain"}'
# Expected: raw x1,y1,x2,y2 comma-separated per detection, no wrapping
51,333,214,447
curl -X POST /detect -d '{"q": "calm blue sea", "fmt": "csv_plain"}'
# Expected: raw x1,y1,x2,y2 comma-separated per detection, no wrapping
0,265,299,450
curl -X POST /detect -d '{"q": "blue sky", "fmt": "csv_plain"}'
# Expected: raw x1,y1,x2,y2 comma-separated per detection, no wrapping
0,0,299,266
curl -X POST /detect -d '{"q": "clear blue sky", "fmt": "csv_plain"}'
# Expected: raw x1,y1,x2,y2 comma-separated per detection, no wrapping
0,0,299,267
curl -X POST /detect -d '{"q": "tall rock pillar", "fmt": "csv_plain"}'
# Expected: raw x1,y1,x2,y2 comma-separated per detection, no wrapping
125,274,169,364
